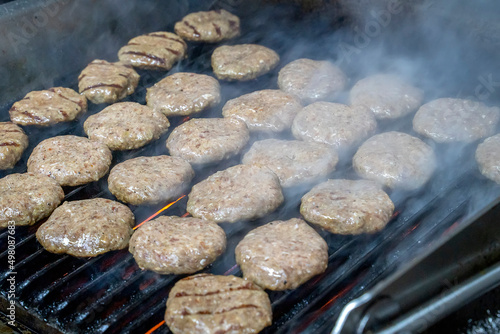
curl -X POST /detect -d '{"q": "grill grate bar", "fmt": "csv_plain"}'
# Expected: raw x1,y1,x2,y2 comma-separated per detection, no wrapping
17,254,71,294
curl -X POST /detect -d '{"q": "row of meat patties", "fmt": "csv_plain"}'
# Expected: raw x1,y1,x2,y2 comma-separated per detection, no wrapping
2,8,500,334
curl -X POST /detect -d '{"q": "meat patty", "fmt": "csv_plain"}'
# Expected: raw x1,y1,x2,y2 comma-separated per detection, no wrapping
146,72,221,117
36,198,134,257
187,164,284,223
165,274,272,334
222,89,302,133
476,134,500,184
277,58,347,104
118,31,187,70
108,155,194,206
0,173,64,228
291,102,377,152
413,98,500,143
350,74,424,120
78,59,140,104
300,179,395,234
352,132,436,190
166,117,249,165
83,102,170,151
211,44,279,81
129,216,226,274
9,87,87,126
174,9,240,43
241,139,338,187
27,135,112,186
235,218,328,290
0,122,28,170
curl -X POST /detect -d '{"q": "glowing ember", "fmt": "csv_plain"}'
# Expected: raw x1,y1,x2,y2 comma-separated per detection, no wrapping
145,320,165,334
181,116,191,123
181,212,190,218
133,195,186,230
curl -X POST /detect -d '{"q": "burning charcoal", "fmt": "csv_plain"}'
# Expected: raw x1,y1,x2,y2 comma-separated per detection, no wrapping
0,122,28,170
476,133,500,184
146,72,220,117
413,97,500,143
27,135,112,186
0,173,64,228
353,131,436,190
9,87,87,126
300,179,395,235
84,102,170,151
36,198,134,257
222,89,301,133
118,31,187,70
212,44,279,81
108,155,194,206
350,74,424,120
129,216,226,274
78,59,140,104
242,139,338,187
166,274,272,333
235,218,328,290
174,9,240,43
291,102,377,152
278,58,347,104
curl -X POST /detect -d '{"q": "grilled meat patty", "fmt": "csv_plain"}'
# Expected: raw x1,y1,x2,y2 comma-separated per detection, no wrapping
350,74,423,120
166,117,249,165
241,139,338,187
187,164,284,223
301,179,394,235
9,87,87,126
291,102,377,152
108,155,194,206
78,59,140,104
118,31,187,70
174,9,240,43
129,216,226,274
235,218,328,290
212,44,279,81
83,102,170,151
165,274,272,334
36,198,134,257
413,98,500,143
278,58,347,104
222,89,302,133
146,72,221,117
476,133,500,184
353,131,436,190
27,135,112,186
0,173,64,228
0,122,28,170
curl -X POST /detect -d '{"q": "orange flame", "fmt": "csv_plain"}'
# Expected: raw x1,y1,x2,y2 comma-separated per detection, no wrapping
133,195,186,230
181,212,190,218
145,320,165,334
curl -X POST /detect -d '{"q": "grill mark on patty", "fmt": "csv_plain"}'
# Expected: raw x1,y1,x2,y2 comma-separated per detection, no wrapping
213,23,222,36
81,83,124,92
1,130,23,133
165,48,181,56
181,304,259,316
0,141,20,147
183,20,201,37
20,111,43,121
47,88,83,109
121,51,166,65
174,283,258,298
228,20,237,28
181,273,211,281
148,33,186,46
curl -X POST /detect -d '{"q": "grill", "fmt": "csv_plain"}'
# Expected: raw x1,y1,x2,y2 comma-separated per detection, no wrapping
1,0,500,333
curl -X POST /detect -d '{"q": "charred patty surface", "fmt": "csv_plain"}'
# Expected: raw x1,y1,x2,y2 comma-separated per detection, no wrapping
9,87,87,126
84,102,170,151
27,135,112,186
36,198,134,257
174,9,240,43
235,218,328,290
0,173,64,228
476,134,500,184
413,98,500,143
108,155,194,206
166,117,249,165
0,122,28,170
300,179,394,235
165,274,272,334
129,216,226,274
352,131,436,190
187,164,283,223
